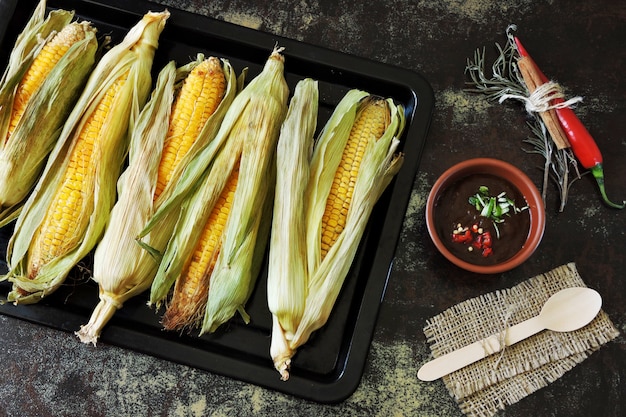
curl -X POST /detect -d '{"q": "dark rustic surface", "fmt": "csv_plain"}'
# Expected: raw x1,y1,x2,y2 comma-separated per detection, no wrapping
1,1,624,416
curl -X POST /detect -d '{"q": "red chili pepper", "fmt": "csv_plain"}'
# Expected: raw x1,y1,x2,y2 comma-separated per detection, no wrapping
472,234,483,249
452,230,473,244
451,225,494,257
514,37,625,209
482,231,492,248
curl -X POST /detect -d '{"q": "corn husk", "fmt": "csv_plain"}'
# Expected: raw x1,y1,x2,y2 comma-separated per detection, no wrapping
147,47,289,334
267,78,318,374
0,3,98,226
76,55,237,345
269,89,406,380
1,10,169,305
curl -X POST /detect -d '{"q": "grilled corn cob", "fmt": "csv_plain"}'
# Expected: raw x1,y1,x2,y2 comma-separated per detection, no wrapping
76,55,237,344
1,10,169,304
148,47,289,334
0,4,98,226
161,164,240,330
269,89,406,380
6,22,93,140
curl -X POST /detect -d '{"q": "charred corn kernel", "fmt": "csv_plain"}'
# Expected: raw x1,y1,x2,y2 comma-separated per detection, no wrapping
7,22,90,141
27,72,128,277
320,98,389,259
162,165,239,330
2,10,169,305
268,89,406,380
154,57,227,200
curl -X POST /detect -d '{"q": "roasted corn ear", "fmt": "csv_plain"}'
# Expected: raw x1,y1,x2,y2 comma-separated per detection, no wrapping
0,2,98,226
1,10,169,304
76,55,237,345
268,89,406,380
148,47,289,334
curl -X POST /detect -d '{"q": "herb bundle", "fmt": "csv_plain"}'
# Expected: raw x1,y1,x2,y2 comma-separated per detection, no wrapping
464,25,581,212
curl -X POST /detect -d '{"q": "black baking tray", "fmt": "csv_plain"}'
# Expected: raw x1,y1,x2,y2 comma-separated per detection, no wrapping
0,0,433,403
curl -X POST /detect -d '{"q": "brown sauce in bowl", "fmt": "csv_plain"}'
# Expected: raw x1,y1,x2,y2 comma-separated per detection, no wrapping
433,173,531,266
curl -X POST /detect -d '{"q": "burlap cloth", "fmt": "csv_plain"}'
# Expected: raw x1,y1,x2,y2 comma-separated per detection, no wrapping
422,263,620,417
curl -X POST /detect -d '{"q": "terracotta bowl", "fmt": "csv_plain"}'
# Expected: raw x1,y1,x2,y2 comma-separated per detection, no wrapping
425,158,545,274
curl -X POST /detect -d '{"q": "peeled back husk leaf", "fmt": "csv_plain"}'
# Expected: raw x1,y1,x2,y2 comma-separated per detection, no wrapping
1,10,169,305
267,78,319,378
0,21,99,227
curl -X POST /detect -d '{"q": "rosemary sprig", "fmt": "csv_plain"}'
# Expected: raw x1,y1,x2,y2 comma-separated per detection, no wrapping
464,25,580,211
524,120,582,211
465,40,526,102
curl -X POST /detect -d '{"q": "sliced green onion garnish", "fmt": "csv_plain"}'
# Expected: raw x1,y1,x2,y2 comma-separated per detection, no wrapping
468,185,528,238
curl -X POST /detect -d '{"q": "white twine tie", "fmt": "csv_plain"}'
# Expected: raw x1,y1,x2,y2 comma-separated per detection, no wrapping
499,81,583,113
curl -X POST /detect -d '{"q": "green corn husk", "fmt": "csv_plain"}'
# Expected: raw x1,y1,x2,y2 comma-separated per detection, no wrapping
0,3,98,226
76,55,237,345
1,10,169,305
267,78,319,376
269,89,406,380
146,47,289,334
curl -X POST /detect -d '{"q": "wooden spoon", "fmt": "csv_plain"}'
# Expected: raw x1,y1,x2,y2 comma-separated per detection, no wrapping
417,287,602,381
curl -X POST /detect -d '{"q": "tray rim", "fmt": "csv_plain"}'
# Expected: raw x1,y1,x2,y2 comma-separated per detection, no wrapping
0,0,434,403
